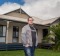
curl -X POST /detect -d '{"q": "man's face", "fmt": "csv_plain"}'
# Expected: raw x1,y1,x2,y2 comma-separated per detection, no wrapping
28,18,34,25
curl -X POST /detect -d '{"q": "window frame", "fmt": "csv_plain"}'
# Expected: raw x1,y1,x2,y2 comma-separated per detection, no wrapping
0,25,6,43
12,26,19,43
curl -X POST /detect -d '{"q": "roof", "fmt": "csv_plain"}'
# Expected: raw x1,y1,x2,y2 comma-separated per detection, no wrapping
0,8,59,26
0,14,59,26
0,8,44,25
40,17,59,25
4,8,30,17
32,16,60,25
32,16,43,24
0,15,43,25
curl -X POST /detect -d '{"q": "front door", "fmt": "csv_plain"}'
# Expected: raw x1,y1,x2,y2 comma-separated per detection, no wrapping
13,26,19,43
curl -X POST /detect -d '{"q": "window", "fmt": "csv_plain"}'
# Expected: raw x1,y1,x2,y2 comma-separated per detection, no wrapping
0,26,3,36
13,26,19,43
0,26,6,42
43,29,48,39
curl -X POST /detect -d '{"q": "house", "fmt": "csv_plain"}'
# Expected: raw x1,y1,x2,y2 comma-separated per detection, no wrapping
0,8,48,50
0,8,59,50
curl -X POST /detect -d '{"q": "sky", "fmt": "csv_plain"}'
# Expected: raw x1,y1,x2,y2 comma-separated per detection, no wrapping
0,0,24,5
0,0,60,20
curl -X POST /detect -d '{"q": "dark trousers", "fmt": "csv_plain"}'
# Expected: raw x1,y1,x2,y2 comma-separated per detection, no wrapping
24,46,36,56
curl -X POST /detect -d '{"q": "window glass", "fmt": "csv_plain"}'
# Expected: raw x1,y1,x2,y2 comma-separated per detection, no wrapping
0,26,6,42
13,26,19,43
0,26,3,36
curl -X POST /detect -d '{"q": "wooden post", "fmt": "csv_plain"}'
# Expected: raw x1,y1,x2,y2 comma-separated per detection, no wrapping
6,21,9,44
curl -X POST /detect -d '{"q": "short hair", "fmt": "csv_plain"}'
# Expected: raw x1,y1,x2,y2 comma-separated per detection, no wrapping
28,17,34,21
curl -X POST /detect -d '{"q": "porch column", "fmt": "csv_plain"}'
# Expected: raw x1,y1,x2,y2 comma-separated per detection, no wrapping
38,28,43,43
19,26,22,43
6,21,10,44
6,21,13,44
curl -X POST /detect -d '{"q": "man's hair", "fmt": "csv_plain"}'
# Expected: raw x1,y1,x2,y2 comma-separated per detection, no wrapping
28,17,34,21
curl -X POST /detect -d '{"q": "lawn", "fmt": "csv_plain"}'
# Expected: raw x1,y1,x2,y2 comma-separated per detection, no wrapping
0,49,60,56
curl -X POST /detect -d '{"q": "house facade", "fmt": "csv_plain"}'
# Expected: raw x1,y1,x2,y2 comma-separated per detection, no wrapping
0,8,59,50
0,8,60,50
0,8,48,50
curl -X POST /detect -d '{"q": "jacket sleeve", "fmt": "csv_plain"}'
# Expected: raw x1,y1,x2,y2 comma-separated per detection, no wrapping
36,32,38,47
21,27,27,45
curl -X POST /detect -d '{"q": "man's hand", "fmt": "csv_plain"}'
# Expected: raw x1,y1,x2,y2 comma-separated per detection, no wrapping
25,39,30,47
25,44,29,47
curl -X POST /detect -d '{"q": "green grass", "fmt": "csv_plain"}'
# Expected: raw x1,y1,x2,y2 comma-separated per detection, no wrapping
0,49,60,56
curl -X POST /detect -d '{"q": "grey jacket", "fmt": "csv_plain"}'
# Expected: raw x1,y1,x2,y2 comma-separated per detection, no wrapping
21,24,38,47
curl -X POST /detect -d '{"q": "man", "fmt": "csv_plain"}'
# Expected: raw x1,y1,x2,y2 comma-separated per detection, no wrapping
21,17,38,56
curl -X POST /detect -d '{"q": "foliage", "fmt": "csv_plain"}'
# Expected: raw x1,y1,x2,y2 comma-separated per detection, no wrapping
45,23,60,51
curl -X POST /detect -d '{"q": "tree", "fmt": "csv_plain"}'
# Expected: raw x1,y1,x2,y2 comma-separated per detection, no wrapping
46,23,60,51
